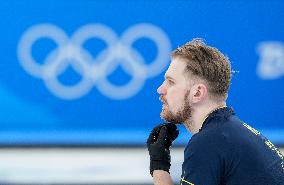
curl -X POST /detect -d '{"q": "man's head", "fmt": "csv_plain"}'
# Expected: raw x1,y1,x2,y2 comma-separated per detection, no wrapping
157,38,231,124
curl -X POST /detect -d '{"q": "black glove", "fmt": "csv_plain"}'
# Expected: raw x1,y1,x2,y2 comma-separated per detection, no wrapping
147,123,179,176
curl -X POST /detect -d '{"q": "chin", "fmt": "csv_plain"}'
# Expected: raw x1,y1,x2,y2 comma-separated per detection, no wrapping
160,111,168,121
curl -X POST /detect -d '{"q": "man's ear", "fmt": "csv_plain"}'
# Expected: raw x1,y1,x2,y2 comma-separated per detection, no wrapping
191,83,208,103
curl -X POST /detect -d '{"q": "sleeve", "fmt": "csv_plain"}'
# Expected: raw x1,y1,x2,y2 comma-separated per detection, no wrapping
180,133,228,185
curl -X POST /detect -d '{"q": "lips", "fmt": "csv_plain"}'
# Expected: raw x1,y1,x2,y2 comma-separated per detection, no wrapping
159,96,167,105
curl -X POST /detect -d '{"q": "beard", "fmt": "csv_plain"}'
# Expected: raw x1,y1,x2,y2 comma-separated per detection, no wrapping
160,90,192,124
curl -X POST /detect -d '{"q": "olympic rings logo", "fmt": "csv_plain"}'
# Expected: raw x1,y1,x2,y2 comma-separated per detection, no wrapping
17,23,171,100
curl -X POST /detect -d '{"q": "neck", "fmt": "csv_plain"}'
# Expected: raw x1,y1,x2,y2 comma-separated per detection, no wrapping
184,101,226,134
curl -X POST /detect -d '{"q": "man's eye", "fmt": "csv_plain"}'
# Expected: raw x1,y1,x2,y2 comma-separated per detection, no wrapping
168,80,174,85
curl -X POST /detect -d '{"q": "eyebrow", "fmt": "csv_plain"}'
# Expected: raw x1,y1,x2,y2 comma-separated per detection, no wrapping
165,75,175,81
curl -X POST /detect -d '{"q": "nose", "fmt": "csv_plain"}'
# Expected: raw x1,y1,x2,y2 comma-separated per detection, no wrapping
157,82,166,95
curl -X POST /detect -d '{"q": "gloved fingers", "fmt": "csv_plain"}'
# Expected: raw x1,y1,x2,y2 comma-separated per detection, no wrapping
147,124,165,144
147,123,179,145
147,134,154,145
165,123,179,141
152,124,164,134
165,122,177,131
156,126,168,146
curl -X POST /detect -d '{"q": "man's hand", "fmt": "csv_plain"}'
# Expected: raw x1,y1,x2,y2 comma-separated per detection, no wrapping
147,123,179,176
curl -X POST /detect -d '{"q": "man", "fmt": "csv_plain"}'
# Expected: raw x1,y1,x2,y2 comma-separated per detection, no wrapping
147,39,284,185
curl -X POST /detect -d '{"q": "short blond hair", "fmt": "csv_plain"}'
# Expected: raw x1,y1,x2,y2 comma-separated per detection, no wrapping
172,38,231,100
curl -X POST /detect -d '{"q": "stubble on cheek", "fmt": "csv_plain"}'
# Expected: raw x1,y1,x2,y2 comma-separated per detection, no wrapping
159,90,191,124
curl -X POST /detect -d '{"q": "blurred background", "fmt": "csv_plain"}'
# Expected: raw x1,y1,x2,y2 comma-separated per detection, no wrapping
0,0,283,184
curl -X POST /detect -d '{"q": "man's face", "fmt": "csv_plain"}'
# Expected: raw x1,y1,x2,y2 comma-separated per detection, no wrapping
157,57,192,124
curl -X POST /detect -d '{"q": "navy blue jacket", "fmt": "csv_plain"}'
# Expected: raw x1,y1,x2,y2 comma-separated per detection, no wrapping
180,107,284,185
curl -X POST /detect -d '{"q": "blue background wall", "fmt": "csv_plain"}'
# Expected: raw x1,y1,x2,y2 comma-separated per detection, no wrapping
0,0,283,145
